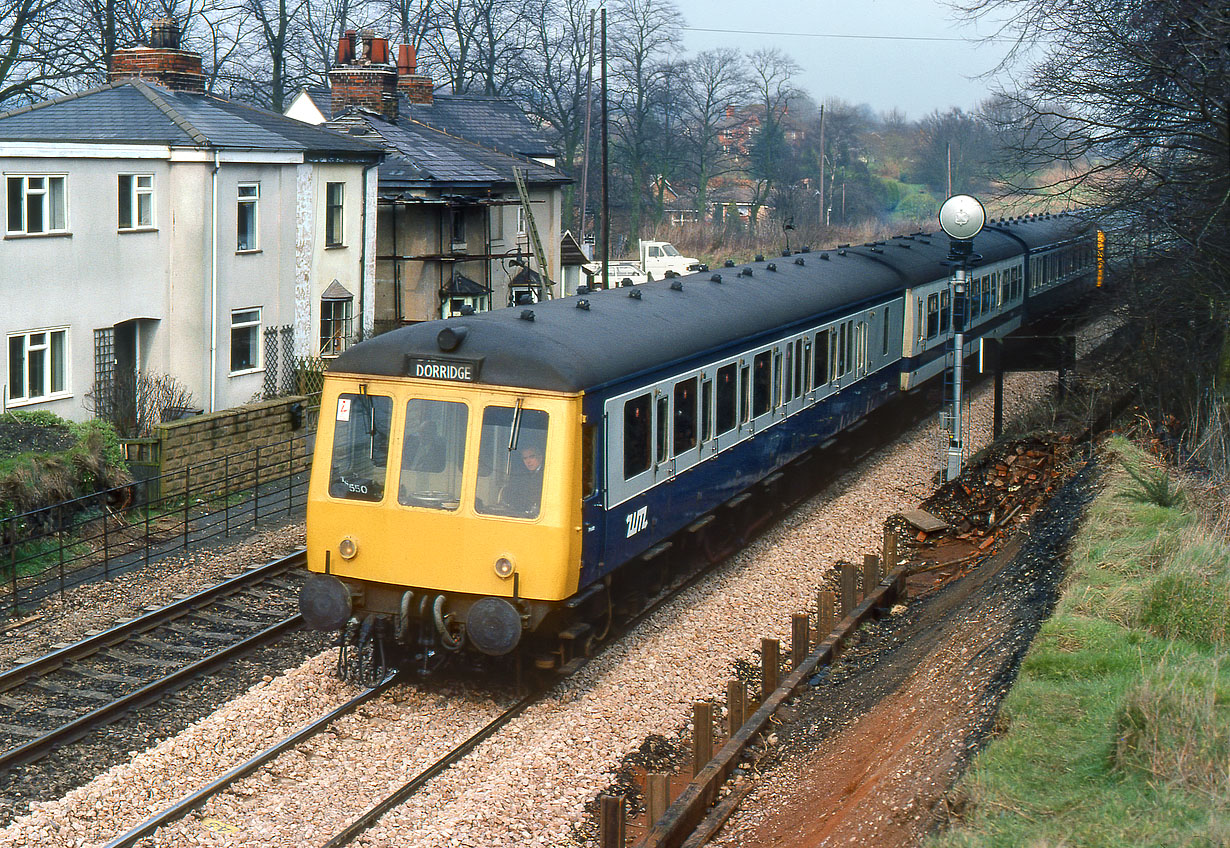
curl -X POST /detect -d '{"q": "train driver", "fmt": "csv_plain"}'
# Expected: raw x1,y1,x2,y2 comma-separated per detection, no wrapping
502,444,545,516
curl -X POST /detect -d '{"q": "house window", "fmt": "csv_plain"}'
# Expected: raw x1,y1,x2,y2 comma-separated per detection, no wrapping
489,205,504,242
516,205,525,236
118,174,153,229
237,183,259,251
325,182,344,247
230,308,261,373
6,175,67,235
450,208,466,245
8,328,68,403
320,297,353,356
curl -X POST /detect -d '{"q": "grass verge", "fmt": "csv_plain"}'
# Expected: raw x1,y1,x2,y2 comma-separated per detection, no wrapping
931,436,1230,848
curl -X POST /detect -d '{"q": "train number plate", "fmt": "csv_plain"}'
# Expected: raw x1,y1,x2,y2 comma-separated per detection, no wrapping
625,505,648,538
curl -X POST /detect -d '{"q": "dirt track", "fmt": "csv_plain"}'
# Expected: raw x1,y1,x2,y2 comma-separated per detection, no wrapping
707,457,1099,847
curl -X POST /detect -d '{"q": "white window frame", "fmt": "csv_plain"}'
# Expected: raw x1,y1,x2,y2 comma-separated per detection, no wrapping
7,327,70,405
118,173,154,230
320,297,353,357
229,308,262,374
325,181,345,247
237,182,259,251
6,174,68,235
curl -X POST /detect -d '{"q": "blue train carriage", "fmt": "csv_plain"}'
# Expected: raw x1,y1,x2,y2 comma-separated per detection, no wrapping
298,215,1101,675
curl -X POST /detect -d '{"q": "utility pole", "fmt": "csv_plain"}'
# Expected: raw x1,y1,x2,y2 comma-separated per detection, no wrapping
817,103,825,230
600,7,610,291
578,9,595,246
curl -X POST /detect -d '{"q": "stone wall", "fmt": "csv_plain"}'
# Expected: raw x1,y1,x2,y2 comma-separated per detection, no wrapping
153,396,314,498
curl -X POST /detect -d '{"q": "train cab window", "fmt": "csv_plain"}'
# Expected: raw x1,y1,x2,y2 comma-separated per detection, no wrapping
622,394,651,479
716,364,737,435
328,393,392,502
673,377,698,455
701,379,713,442
752,351,772,417
655,394,669,463
925,293,939,339
398,399,468,510
814,330,829,386
940,291,951,333
739,365,750,424
475,406,549,518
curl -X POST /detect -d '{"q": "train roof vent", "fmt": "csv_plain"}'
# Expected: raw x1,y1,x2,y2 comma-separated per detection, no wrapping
576,298,591,310
801,246,810,253
710,273,723,283
738,267,753,277
838,249,847,256
697,263,710,272
782,249,791,256
870,247,883,253
628,288,642,299
670,280,684,291
576,284,590,295
838,243,850,249
437,325,468,352
820,253,829,260
621,278,634,287
724,259,736,267
754,254,764,262
898,243,911,249
767,263,777,272
520,309,535,321
795,257,806,266
664,269,679,278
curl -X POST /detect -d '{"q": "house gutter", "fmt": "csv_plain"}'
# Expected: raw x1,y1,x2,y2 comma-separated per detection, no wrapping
209,149,220,412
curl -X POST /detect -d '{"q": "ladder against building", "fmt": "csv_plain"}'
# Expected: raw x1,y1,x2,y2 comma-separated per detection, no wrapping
513,167,552,299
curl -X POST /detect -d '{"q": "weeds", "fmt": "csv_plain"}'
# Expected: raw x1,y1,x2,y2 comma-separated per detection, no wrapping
1120,462,1186,508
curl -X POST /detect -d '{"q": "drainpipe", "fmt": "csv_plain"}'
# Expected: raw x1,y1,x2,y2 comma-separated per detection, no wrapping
209,149,220,413
359,160,377,341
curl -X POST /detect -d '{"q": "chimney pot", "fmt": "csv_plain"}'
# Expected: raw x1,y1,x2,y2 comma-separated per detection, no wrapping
369,37,389,65
397,43,417,76
337,32,354,65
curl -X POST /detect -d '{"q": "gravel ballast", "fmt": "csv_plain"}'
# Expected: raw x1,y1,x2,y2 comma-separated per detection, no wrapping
0,372,1054,848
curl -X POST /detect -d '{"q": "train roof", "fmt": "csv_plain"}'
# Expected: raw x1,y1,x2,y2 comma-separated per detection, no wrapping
332,214,1090,394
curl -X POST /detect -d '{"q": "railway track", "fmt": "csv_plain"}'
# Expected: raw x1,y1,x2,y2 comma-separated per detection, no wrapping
0,550,307,775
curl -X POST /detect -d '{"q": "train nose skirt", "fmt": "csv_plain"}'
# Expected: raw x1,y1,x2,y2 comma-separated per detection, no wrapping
299,574,353,630
465,597,523,656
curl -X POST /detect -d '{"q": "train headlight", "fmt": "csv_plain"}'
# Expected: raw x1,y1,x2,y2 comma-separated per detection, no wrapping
339,537,358,560
494,556,514,578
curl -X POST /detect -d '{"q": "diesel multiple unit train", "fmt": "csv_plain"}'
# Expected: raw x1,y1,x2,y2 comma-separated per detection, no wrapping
299,212,1102,677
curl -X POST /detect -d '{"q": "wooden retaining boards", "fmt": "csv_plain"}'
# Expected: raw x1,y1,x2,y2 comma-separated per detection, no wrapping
633,568,907,848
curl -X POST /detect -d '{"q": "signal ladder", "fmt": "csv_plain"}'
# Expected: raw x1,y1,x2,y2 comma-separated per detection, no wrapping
937,340,971,481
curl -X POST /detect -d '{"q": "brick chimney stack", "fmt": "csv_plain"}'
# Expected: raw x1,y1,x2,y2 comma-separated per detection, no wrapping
108,18,207,93
329,29,399,121
396,43,434,105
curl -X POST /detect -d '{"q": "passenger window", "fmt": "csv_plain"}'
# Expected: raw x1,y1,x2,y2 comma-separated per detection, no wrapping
882,306,891,355
673,377,697,455
399,398,468,510
739,365,750,424
701,379,713,443
753,351,771,417
839,323,850,376
474,405,549,518
926,293,939,339
814,330,829,386
783,344,793,403
328,393,392,502
802,339,812,392
794,339,803,395
940,291,951,332
623,394,651,479
716,364,737,434
655,394,669,463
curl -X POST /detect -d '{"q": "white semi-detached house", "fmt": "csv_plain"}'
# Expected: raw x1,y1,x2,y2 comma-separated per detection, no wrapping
0,20,382,421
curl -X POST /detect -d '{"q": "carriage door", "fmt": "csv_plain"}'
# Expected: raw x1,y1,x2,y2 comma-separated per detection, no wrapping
653,390,674,483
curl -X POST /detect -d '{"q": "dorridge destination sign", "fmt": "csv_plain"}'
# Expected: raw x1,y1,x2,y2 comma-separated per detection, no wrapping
405,356,483,382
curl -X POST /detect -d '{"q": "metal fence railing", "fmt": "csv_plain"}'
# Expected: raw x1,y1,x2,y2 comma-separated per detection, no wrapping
1,430,316,619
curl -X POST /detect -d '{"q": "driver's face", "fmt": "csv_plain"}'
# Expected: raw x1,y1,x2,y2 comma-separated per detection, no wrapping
521,448,542,471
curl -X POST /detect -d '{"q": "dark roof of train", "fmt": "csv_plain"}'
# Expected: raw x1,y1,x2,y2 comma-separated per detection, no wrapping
334,214,1088,394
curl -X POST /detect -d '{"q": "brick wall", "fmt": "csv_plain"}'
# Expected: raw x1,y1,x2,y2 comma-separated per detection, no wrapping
398,75,433,105
109,47,207,93
331,67,399,120
154,396,313,498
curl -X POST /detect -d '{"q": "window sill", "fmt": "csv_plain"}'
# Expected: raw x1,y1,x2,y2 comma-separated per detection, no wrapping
118,226,158,234
228,366,265,377
235,248,262,255
5,231,71,240
324,243,347,250
6,391,72,407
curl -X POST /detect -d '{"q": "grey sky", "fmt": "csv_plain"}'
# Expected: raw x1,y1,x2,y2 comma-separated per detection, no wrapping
670,0,1019,118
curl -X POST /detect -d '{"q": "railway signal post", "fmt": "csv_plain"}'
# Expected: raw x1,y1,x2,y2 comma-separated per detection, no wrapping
938,194,986,483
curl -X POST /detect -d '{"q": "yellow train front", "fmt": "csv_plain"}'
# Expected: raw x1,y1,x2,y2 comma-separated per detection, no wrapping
299,324,586,677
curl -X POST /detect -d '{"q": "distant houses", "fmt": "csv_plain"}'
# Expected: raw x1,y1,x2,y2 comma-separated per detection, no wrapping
0,21,568,423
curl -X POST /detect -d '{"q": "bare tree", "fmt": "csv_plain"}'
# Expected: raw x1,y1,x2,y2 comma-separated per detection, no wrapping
608,0,682,241
745,47,800,228
961,0,1229,405
680,47,751,222
0,0,75,105
243,0,311,109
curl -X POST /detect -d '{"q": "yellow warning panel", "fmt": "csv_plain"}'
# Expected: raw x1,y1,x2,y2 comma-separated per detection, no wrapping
200,818,240,834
